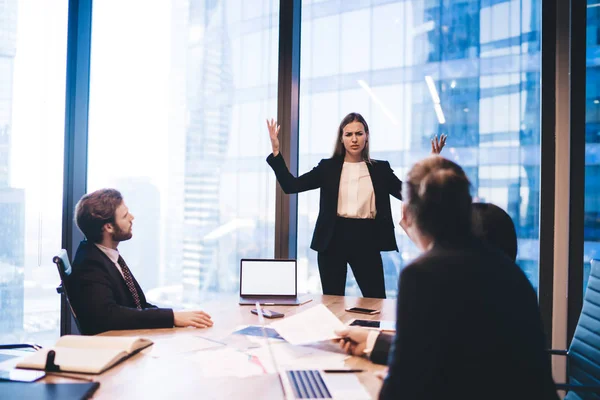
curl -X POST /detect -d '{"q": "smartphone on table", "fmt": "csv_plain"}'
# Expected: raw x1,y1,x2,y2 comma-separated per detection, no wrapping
251,308,284,319
349,319,396,332
344,307,380,315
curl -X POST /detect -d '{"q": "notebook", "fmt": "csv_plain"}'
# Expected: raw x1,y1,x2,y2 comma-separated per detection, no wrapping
16,335,153,374
239,259,311,306
0,382,100,400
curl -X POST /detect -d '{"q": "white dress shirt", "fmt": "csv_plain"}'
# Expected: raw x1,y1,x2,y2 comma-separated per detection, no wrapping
95,243,125,279
337,161,377,219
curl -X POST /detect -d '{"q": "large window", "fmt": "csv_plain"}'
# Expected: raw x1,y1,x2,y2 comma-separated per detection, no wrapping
298,0,542,297
0,0,68,345
87,0,279,305
585,0,600,290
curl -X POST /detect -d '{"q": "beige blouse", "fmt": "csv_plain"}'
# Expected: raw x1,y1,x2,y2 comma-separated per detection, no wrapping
337,161,377,219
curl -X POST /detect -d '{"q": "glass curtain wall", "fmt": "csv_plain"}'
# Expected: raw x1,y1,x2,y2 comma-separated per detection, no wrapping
297,0,542,297
0,0,68,345
86,0,279,306
584,0,600,291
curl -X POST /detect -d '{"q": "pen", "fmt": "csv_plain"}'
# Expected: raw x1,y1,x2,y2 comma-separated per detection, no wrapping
322,369,364,373
264,303,275,305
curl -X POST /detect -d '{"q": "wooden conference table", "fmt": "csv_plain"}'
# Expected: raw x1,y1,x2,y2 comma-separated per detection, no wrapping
43,295,396,399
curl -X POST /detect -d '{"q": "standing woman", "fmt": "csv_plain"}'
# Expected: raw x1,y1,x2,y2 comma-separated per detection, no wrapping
266,112,446,298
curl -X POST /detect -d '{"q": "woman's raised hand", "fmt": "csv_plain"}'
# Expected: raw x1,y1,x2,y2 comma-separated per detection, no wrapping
431,134,447,154
266,118,281,156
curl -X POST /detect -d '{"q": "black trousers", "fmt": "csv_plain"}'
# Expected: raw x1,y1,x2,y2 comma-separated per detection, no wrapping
317,217,386,299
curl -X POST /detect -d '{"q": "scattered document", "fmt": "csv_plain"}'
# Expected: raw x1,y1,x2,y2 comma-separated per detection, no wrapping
248,342,348,373
269,304,345,345
186,347,267,378
232,325,284,340
320,373,372,400
149,335,222,358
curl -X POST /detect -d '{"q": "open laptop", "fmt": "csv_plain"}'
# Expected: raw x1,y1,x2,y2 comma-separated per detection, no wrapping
239,259,310,306
255,302,370,400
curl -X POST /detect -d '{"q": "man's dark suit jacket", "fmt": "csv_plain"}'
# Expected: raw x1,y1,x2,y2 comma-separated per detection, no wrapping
68,240,174,335
267,153,402,252
377,240,558,400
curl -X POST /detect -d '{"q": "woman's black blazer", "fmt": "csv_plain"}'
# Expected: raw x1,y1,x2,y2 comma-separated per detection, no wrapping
267,153,402,252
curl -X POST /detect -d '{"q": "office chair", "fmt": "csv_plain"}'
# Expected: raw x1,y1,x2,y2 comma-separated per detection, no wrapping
551,258,600,399
53,249,82,333
0,252,78,361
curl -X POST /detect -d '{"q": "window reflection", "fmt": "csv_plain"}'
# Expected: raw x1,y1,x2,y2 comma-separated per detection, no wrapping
87,0,278,306
298,0,542,297
0,0,68,345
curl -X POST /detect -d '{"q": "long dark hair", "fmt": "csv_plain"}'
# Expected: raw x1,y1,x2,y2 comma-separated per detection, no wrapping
332,112,371,162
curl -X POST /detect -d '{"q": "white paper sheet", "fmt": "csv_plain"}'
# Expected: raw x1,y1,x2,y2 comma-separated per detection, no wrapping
269,304,345,345
322,373,372,400
149,335,222,358
185,347,268,378
248,342,348,373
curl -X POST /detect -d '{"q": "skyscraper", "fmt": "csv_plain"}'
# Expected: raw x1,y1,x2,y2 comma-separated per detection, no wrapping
0,0,25,336
182,0,233,302
114,177,160,291
164,0,189,292
584,0,600,289
412,0,542,288
297,0,543,296
0,0,18,186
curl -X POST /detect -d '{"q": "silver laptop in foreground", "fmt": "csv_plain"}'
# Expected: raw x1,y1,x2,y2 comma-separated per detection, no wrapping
255,302,370,400
239,259,310,306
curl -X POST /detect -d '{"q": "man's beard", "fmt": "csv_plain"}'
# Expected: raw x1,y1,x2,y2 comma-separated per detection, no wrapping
111,224,132,242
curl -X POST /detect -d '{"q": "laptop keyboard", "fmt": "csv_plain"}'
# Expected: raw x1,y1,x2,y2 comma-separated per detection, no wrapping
286,370,332,399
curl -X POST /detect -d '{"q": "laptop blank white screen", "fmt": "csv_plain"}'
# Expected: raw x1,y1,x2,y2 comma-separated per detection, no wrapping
240,260,296,296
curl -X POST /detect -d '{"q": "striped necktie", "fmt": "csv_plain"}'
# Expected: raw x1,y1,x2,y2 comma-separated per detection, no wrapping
117,255,142,310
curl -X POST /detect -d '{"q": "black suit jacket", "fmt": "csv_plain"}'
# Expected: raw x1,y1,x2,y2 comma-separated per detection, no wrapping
370,331,394,366
69,240,174,335
267,153,402,252
378,240,558,400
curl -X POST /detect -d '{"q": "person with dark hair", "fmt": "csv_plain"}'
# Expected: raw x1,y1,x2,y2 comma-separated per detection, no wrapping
337,156,557,399
69,189,213,335
266,114,446,298
471,202,518,262
337,201,522,364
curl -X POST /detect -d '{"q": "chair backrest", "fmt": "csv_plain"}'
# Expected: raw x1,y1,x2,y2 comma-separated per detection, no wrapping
53,249,82,333
54,249,72,281
565,259,600,399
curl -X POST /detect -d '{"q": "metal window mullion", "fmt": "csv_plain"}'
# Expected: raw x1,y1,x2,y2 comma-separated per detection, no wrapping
275,0,301,259
539,0,557,349
567,0,586,345
61,0,93,336
551,0,576,385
